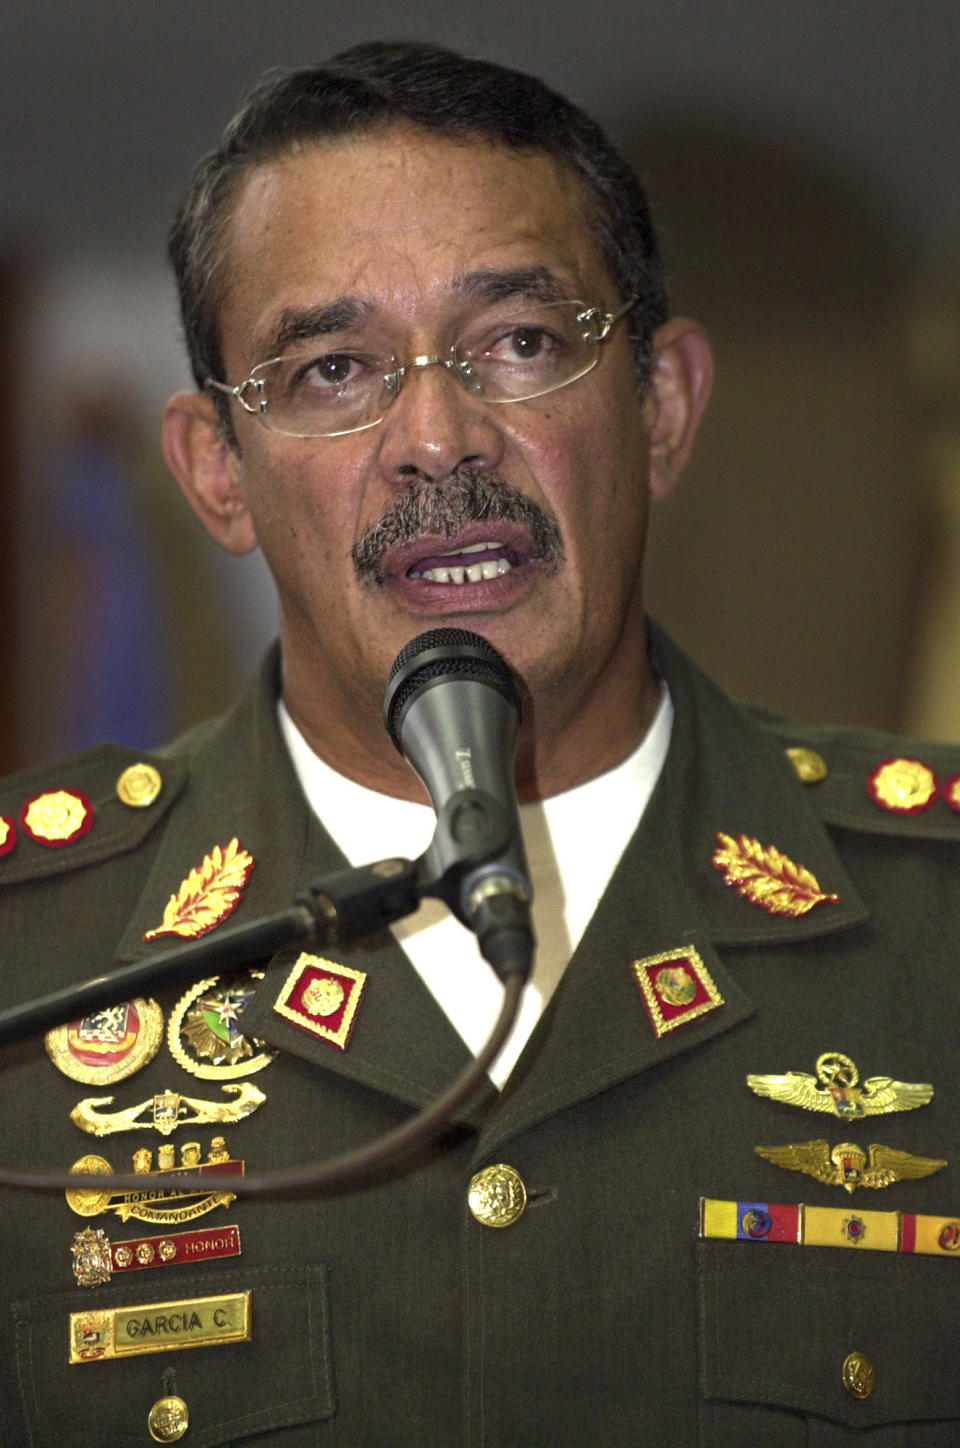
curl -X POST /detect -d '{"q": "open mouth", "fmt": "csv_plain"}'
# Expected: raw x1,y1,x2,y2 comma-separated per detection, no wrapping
406,539,526,585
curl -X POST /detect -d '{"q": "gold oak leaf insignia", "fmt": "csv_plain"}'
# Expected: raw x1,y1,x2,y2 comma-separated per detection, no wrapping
711,832,841,917
143,839,255,940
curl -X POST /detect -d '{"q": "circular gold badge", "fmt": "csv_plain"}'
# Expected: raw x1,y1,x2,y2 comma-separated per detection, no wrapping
868,758,938,813
21,789,93,846
786,746,828,784
655,965,697,1007
167,973,276,1080
148,1396,190,1444
45,998,163,1085
842,1350,875,1400
116,763,162,808
302,977,346,1017
468,1163,527,1228
815,1051,858,1090
65,1155,114,1218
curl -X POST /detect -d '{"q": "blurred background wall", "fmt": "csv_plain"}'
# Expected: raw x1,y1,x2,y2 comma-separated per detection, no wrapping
2,0,958,771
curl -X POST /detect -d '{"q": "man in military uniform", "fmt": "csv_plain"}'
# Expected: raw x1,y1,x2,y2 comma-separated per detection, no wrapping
2,41,960,1447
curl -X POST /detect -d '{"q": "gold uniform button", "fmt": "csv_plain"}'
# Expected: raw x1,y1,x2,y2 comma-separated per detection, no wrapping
786,747,828,784
148,1395,189,1442
842,1350,875,1400
117,763,163,809
468,1163,527,1227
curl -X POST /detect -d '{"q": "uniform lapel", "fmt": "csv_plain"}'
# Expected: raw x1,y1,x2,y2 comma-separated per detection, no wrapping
113,647,478,1117
479,623,870,1156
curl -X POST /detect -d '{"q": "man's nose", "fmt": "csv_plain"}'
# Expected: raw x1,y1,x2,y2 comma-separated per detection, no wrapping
374,356,506,485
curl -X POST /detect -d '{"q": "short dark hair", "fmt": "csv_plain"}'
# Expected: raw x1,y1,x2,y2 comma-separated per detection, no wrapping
168,41,669,432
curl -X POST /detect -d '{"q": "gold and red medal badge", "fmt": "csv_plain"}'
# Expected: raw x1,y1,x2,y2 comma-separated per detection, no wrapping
21,789,92,847
273,953,367,1050
72,1223,242,1286
46,999,164,1085
866,756,960,817
632,947,723,1039
868,758,939,814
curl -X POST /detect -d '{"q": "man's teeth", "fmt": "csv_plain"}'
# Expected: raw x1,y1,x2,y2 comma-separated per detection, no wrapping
409,540,515,584
418,557,513,584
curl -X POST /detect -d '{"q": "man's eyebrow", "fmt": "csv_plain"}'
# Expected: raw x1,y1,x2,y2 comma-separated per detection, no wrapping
259,270,570,356
265,297,374,357
453,267,571,305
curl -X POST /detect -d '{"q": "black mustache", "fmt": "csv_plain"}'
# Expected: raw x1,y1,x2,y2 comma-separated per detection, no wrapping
352,468,564,584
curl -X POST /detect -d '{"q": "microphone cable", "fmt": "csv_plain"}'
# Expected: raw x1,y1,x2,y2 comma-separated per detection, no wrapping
0,971,523,1198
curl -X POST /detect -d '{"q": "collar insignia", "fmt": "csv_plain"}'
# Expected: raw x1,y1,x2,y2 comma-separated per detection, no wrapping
747,1050,933,1118
631,946,723,1038
144,838,254,940
712,832,840,917
273,954,367,1050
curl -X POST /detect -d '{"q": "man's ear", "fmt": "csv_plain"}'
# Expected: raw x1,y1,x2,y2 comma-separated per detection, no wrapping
161,391,258,555
644,319,714,501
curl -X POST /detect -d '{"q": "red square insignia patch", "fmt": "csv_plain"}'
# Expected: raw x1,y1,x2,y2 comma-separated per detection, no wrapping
272,954,367,1050
631,946,723,1038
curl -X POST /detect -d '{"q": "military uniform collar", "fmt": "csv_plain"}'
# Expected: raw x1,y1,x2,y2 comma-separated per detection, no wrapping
645,620,868,946
112,627,870,1139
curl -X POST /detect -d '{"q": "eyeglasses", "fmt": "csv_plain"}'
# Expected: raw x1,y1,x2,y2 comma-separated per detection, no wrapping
206,297,635,439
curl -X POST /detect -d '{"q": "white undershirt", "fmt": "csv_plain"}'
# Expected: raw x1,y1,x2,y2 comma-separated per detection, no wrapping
278,687,672,1086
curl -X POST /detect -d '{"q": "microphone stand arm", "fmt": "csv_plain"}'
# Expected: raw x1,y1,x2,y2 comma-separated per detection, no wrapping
0,856,422,1049
0,803,530,1048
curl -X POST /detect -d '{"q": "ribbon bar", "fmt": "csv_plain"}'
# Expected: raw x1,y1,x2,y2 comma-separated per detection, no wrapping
700,1197,960,1255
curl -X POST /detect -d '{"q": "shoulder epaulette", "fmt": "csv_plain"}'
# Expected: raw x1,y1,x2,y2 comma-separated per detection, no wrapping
0,745,186,885
757,711,960,842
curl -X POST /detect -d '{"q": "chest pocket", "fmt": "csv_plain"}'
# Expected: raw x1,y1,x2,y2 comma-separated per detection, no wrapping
12,1264,334,1447
698,1243,960,1446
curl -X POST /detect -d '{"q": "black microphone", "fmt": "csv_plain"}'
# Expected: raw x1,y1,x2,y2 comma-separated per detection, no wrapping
384,628,534,982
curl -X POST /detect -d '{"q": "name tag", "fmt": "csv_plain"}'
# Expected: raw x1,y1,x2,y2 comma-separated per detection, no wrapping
69,1290,251,1363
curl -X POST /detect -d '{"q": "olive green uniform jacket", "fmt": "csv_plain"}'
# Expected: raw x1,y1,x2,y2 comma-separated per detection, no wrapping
3,625,960,1447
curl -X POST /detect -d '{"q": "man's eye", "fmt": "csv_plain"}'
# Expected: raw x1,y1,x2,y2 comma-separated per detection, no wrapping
487,326,558,363
297,352,362,388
